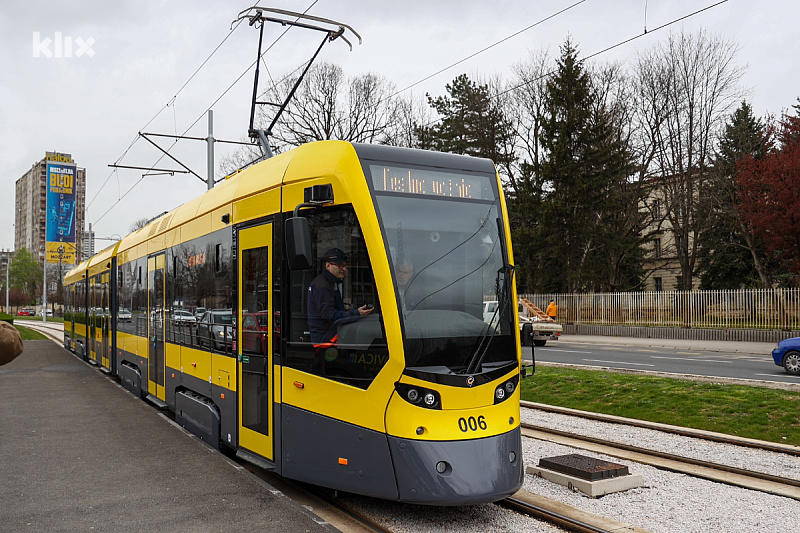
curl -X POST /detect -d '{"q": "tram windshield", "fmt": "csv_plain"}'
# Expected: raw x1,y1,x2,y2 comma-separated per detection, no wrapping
369,163,517,373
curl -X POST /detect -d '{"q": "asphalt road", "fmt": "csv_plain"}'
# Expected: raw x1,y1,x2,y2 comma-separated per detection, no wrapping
24,320,798,386
523,336,800,386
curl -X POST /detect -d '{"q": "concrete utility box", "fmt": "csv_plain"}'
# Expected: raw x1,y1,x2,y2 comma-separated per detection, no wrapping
528,454,643,498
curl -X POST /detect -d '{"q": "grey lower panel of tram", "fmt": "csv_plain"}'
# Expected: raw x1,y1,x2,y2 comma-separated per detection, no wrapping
281,404,523,504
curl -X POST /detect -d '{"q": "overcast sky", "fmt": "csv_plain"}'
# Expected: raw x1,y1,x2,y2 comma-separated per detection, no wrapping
1,0,798,253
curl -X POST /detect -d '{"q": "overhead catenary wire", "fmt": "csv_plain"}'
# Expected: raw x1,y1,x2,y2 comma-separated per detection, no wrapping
387,0,589,101
92,0,320,227
91,0,584,227
88,3,263,210
415,0,730,131
93,0,728,227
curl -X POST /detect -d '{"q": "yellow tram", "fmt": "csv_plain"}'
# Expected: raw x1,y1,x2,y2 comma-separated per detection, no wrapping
64,141,525,504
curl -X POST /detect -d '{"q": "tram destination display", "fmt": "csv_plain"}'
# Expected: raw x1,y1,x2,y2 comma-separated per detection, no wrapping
370,164,495,200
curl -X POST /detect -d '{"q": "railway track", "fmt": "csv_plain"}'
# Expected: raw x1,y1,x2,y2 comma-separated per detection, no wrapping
230,456,394,533
521,402,800,501
523,400,800,457
500,489,647,533
17,320,64,343
243,454,641,533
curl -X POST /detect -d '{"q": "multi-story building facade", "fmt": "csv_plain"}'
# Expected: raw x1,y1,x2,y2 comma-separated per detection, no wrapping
82,226,95,259
15,152,85,266
640,175,701,292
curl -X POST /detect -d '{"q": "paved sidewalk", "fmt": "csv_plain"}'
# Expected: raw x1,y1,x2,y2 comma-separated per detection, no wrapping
560,333,777,356
0,340,334,533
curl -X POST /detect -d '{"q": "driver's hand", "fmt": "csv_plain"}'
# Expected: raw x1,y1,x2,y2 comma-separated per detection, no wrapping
358,305,374,316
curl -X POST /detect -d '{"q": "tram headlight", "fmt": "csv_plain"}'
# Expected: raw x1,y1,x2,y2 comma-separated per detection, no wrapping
407,388,420,403
493,375,520,405
395,383,441,410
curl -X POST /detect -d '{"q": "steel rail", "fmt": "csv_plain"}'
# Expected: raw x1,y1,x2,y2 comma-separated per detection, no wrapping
522,400,800,457
523,421,800,488
500,495,620,533
522,423,800,501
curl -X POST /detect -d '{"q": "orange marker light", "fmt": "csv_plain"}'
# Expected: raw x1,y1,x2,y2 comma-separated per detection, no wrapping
293,381,304,389
221,393,225,399
338,458,348,465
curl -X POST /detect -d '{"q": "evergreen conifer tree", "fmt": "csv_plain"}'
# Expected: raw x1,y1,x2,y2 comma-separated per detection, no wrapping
537,40,641,292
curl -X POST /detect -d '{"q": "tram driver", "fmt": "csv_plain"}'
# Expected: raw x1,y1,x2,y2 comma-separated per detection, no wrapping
307,248,374,351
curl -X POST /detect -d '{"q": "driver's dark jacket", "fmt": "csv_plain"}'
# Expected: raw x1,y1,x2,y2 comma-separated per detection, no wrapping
307,269,359,344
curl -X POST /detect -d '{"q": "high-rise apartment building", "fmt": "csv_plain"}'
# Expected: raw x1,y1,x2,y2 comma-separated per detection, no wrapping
15,152,85,266
82,226,95,259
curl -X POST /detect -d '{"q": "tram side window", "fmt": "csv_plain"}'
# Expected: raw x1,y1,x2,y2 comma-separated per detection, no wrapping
130,258,148,337
75,281,86,328
285,205,388,390
64,284,72,323
116,264,131,335
171,229,233,352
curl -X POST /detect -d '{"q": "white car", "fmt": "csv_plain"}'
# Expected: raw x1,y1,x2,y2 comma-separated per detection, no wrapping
172,309,197,323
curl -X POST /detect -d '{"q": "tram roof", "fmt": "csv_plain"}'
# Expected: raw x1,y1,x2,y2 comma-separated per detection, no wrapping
64,259,90,284
86,242,120,275
114,142,342,254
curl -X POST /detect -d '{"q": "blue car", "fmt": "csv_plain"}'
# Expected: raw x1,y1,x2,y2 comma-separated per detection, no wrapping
772,337,800,375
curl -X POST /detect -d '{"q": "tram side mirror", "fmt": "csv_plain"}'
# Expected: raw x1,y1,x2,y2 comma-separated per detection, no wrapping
520,362,535,379
285,216,313,270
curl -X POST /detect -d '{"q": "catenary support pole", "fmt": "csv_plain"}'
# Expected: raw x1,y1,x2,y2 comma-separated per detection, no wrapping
207,110,215,190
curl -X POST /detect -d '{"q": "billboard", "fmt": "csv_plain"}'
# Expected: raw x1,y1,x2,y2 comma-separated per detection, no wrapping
45,152,77,264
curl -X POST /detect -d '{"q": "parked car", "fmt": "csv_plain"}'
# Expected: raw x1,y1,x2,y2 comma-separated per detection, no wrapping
117,308,132,322
39,308,53,317
197,310,233,351
172,309,197,323
15,308,34,316
772,337,800,375
242,311,270,354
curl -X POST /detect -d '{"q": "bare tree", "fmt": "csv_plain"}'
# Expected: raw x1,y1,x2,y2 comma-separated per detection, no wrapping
129,217,151,233
257,62,401,151
217,140,263,178
507,50,552,197
382,92,433,148
634,28,746,289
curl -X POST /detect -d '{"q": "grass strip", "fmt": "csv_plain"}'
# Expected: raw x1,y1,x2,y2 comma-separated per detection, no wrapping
15,316,65,324
16,326,48,340
520,366,800,446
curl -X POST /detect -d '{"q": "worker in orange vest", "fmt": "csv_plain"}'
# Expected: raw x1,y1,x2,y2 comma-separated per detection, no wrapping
545,300,558,321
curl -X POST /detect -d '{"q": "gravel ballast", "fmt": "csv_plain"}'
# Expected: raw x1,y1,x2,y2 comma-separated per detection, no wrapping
342,406,800,533
521,406,800,532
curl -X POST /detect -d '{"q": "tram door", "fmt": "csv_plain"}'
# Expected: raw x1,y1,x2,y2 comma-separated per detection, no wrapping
99,273,111,368
88,278,98,363
237,223,274,460
147,254,166,402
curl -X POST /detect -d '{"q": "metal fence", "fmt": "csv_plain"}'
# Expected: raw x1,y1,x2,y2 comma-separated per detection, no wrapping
521,289,800,330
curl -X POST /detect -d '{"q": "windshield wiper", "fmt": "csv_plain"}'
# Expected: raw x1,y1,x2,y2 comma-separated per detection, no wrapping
465,264,514,375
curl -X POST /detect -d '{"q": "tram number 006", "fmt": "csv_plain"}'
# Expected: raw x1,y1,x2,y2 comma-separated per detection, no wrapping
458,416,487,433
